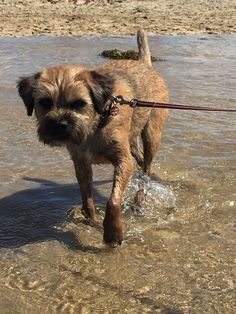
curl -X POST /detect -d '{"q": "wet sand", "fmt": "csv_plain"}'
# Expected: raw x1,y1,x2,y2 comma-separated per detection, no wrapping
1,0,236,37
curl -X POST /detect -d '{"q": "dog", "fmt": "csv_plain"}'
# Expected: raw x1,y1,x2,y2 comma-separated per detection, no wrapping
17,29,168,246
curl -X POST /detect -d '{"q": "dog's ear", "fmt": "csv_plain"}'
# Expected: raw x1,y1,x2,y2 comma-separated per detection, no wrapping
77,70,114,114
17,73,40,116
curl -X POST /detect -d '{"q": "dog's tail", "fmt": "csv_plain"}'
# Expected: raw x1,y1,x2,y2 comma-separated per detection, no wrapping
137,28,152,67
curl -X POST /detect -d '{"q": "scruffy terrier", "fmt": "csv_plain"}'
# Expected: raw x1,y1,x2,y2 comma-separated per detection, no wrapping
17,29,168,246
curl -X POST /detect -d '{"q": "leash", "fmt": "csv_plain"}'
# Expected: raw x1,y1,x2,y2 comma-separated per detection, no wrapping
113,95,236,112
98,95,236,128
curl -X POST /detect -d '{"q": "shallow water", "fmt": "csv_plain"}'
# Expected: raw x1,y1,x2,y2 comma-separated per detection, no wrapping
0,35,235,313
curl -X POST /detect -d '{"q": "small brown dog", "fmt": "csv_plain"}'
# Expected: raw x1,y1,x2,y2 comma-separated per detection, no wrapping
17,29,168,245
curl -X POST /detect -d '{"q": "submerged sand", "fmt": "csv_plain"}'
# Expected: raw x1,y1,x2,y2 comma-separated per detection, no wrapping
0,0,235,37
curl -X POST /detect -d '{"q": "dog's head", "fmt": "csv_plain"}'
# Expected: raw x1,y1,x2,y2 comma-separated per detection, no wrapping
17,65,114,146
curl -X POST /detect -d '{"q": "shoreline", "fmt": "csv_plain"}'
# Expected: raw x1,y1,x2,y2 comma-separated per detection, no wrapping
1,33,236,39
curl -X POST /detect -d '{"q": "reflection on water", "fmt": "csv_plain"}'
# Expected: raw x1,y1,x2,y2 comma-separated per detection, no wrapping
0,35,235,313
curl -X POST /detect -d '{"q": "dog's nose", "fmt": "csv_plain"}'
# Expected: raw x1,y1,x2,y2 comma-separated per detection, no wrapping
50,119,69,135
42,117,71,142
59,119,69,128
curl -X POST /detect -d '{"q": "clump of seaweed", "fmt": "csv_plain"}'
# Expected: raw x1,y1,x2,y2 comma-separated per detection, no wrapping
101,49,158,61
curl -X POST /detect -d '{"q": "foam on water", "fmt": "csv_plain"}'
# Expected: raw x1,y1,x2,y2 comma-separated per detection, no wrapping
122,171,176,217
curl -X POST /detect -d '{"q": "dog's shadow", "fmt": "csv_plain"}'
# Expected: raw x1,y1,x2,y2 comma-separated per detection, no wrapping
0,177,110,250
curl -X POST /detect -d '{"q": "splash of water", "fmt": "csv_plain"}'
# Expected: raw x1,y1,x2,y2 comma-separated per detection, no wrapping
122,171,176,217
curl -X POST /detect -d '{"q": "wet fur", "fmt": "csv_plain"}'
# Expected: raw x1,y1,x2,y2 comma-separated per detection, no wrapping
17,30,168,245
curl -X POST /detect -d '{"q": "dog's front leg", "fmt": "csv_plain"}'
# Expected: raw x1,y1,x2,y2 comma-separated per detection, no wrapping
103,152,133,245
72,159,96,225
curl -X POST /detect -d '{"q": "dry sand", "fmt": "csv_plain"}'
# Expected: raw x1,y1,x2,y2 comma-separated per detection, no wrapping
0,0,235,37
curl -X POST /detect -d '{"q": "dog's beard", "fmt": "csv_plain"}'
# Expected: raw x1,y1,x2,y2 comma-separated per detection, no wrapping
37,111,92,147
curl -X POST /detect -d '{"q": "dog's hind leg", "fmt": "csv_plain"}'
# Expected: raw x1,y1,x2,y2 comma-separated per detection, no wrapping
141,109,168,176
130,136,144,169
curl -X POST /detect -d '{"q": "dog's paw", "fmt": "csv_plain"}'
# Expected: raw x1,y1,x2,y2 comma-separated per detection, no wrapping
66,206,81,219
103,218,123,246
67,206,97,226
81,207,97,226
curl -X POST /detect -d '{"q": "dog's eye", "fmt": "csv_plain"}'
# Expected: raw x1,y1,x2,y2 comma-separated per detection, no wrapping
40,98,53,110
68,100,86,110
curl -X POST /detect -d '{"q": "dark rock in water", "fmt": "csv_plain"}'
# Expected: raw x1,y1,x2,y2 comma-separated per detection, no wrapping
101,49,158,61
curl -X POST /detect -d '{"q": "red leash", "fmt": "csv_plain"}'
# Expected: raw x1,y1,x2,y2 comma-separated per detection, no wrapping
112,95,236,112
98,95,236,128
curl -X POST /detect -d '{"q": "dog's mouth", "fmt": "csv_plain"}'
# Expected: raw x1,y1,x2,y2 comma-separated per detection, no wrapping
37,113,89,147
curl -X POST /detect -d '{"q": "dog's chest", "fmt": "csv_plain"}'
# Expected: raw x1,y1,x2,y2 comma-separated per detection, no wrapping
68,143,110,165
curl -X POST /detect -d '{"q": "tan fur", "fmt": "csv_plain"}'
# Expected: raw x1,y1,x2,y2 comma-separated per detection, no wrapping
137,28,152,67
17,30,168,245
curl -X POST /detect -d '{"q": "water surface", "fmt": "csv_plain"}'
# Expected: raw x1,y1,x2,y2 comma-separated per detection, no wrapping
0,35,235,313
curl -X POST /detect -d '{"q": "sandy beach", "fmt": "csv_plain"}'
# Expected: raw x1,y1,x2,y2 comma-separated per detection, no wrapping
0,0,235,36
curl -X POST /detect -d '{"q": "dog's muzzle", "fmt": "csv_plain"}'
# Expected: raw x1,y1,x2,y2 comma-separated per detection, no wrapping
40,117,70,142
37,111,89,146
